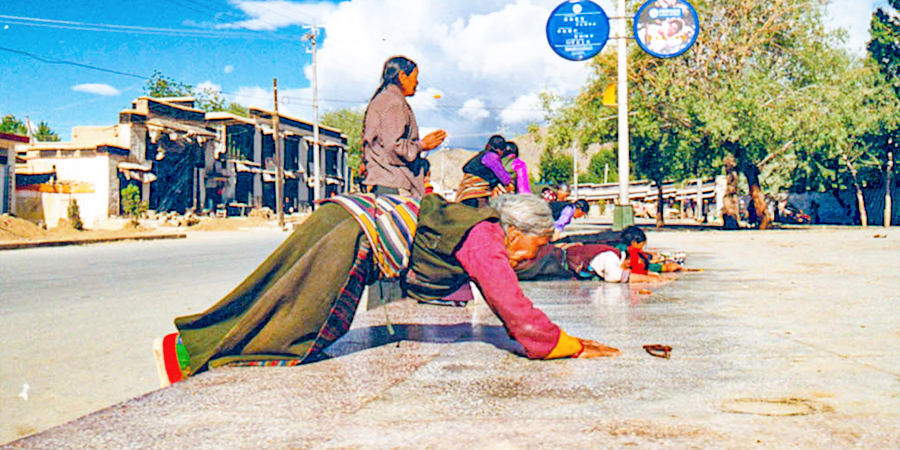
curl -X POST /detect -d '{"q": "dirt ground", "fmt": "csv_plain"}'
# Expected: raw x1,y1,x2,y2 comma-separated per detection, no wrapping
0,213,310,244
0,215,155,243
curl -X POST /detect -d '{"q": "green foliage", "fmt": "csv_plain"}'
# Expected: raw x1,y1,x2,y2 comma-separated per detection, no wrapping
868,0,900,85
544,0,879,199
321,108,364,172
225,102,250,117
145,70,249,116
581,148,618,184
121,184,148,226
34,121,60,142
538,149,572,185
67,198,83,230
0,115,27,135
145,70,193,98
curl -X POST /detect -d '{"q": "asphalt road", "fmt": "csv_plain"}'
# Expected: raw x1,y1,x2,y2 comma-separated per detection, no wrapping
0,230,290,444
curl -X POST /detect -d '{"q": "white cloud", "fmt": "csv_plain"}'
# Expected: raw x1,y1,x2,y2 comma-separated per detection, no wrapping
220,0,607,148
500,93,544,124
71,83,120,96
196,81,222,94
224,65,235,74
407,87,443,111
220,0,338,30
230,85,314,121
458,98,490,121
826,0,885,54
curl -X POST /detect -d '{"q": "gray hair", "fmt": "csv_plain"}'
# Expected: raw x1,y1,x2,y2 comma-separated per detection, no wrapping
489,194,554,237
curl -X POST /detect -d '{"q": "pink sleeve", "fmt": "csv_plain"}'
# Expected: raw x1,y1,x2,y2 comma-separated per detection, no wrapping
481,152,512,185
511,159,531,194
455,221,561,359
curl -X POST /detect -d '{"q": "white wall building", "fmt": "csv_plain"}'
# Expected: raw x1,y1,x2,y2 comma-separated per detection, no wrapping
0,132,29,215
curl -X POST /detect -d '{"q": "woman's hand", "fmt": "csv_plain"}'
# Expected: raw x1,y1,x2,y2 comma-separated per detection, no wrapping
421,129,448,150
576,339,621,358
661,262,682,272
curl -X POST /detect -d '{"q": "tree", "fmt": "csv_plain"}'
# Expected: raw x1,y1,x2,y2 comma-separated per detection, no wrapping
321,108,364,178
34,121,60,142
67,198,84,230
121,184,148,227
581,148,618,184
538,149,573,186
545,0,853,229
867,0,900,226
145,70,194,98
0,115,27,135
145,70,248,116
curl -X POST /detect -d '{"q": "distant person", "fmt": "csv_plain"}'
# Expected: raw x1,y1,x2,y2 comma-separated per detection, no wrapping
361,55,447,198
515,226,683,283
541,187,557,202
501,141,532,194
556,182,571,202
550,199,589,239
455,135,514,207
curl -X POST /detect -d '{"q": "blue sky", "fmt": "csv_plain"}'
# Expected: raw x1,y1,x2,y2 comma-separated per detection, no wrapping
0,0,891,147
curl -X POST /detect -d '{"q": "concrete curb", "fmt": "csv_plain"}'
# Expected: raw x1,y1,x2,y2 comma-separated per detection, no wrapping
0,234,187,251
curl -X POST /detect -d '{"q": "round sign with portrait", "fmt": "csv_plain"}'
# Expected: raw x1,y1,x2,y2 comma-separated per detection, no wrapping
633,0,700,59
546,0,610,61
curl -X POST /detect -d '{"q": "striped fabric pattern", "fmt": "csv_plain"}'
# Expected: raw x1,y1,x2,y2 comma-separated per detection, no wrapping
230,240,373,367
323,194,420,280
455,173,511,204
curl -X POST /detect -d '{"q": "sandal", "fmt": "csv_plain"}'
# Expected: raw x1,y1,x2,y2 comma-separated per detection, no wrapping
642,344,672,359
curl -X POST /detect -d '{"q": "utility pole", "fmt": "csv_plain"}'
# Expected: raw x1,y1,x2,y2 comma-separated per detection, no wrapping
304,24,322,205
613,0,634,230
273,78,284,227
572,144,578,199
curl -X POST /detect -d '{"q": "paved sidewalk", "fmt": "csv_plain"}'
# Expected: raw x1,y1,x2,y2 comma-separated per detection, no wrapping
4,227,898,449
0,233,186,251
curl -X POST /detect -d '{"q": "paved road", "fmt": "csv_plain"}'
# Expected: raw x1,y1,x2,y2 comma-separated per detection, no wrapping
0,230,290,444
4,226,900,448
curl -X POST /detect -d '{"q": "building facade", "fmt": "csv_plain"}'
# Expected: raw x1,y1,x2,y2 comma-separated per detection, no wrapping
0,132,29,215
15,96,349,227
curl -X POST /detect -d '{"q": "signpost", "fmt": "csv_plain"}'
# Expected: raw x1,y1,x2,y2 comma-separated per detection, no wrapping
633,0,700,59
547,0,699,230
546,1,610,61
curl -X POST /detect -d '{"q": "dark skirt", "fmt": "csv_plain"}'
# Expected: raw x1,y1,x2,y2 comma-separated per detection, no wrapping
174,203,368,375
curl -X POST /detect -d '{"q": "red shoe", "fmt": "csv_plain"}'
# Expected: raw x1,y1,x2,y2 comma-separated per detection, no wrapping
153,333,190,387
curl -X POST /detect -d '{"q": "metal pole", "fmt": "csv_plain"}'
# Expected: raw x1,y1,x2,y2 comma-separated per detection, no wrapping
613,0,634,230
273,78,284,227
572,144,578,199
310,25,322,204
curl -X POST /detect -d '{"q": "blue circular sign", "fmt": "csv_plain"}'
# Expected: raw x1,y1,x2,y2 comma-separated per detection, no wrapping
546,1,610,61
633,0,700,58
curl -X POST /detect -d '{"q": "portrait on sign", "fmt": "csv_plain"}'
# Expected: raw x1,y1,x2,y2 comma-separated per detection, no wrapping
634,0,699,58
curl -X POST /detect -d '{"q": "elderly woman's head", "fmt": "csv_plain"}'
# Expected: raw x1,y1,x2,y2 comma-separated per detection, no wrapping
489,194,554,266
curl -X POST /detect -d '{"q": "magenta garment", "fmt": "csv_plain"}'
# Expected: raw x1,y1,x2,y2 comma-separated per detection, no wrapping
455,221,561,359
481,152,512,186
510,158,531,194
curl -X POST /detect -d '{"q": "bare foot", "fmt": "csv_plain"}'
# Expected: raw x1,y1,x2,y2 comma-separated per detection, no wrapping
577,339,621,358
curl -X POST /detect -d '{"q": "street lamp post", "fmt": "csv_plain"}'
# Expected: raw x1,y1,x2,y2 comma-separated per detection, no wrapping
613,0,634,231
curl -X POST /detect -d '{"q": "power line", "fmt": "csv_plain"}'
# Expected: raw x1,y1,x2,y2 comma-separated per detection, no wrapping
0,14,305,41
0,45,147,79
158,0,309,48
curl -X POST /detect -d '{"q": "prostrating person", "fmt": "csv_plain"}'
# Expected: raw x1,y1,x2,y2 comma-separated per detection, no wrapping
155,194,620,387
455,135,514,207
361,55,447,198
550,199,590,240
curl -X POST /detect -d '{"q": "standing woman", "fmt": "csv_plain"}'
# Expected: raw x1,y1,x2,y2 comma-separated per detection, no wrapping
362,56,447,198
